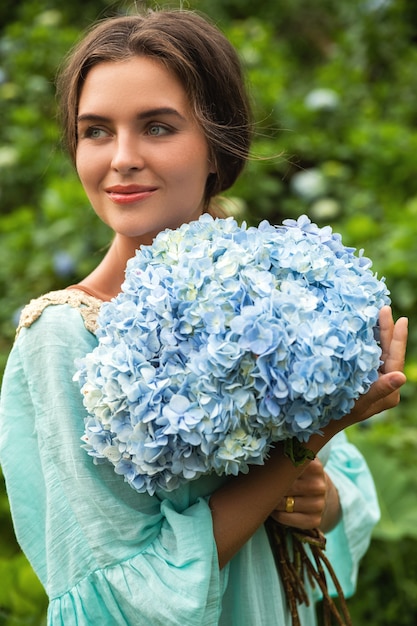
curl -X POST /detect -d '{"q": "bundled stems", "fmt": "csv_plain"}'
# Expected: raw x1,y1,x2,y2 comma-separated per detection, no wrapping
265,518,353,626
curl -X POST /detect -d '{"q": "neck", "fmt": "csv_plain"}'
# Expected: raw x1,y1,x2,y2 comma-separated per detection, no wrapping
78,235,140,301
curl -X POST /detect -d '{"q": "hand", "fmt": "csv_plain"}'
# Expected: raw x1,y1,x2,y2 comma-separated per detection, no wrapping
319,306,408,441
270,458,340,532
346,306,407,424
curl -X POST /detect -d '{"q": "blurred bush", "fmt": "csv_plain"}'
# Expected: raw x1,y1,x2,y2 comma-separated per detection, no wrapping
1,0,416,624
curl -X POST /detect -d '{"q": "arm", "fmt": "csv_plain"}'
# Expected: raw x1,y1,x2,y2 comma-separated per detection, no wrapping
210,306,407,568
0,304,226,626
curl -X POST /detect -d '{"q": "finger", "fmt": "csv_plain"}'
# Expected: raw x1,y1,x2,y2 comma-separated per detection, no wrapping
294,459,326,493
270,511,308,528
381,315,408,375
349,370,406,422
277,492,325,513
299,457,324,478
271,504,323,530
378,305,394,369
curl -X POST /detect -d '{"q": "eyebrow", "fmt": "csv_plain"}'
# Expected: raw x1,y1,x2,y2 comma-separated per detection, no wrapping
77,107,187,124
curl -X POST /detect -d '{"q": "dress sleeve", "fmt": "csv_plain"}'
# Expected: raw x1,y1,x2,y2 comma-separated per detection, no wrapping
0,304,227,626
320,431,380,598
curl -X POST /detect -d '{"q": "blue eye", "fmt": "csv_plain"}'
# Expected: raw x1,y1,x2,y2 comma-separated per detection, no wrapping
84,127,108,139
147,124,170,136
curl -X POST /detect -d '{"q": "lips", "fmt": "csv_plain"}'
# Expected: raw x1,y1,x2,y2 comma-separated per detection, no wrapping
105,184,157,204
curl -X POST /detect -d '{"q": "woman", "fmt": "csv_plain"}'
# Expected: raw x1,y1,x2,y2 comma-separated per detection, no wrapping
0,10,407,626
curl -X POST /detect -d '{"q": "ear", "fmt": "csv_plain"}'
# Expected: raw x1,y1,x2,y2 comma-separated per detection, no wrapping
208,156,217,175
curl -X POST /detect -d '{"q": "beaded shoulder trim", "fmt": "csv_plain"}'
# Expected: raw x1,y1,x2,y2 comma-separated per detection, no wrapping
16,289,103,337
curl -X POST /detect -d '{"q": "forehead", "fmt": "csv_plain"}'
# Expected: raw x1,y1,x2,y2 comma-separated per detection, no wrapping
78,56,190,113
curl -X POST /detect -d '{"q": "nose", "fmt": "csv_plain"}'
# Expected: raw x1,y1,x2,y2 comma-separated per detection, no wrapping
111,132,145,174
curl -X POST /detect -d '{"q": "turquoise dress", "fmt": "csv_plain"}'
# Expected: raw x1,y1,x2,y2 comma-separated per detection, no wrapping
0,292,380,625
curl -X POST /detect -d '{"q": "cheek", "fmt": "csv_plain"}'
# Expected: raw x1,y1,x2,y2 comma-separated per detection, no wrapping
76,149,101,187
171,148,212,186
168,135,210,174
75,150,87,182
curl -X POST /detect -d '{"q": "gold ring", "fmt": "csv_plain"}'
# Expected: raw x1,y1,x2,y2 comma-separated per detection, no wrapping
285,496,295,513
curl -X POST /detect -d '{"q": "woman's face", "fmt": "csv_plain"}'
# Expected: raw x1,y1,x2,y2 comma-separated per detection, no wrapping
75,56,214,246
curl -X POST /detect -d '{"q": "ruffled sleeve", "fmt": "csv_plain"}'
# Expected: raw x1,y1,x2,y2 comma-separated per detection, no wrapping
320,431,380,598
47,496,225,625
0,302,227,626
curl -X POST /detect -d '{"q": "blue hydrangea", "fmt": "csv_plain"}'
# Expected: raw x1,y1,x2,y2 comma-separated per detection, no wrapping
75,214,390,495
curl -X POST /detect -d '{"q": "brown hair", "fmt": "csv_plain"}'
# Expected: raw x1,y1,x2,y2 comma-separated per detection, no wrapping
56,10,253,205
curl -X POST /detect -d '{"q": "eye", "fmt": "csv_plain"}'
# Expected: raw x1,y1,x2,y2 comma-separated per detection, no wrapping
82,126,109,139
146,124,171,137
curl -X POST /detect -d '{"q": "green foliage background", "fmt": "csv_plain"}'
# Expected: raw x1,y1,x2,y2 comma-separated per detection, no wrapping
0,0,416,623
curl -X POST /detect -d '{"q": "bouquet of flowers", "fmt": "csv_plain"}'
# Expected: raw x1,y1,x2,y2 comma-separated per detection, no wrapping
75,214,389,496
